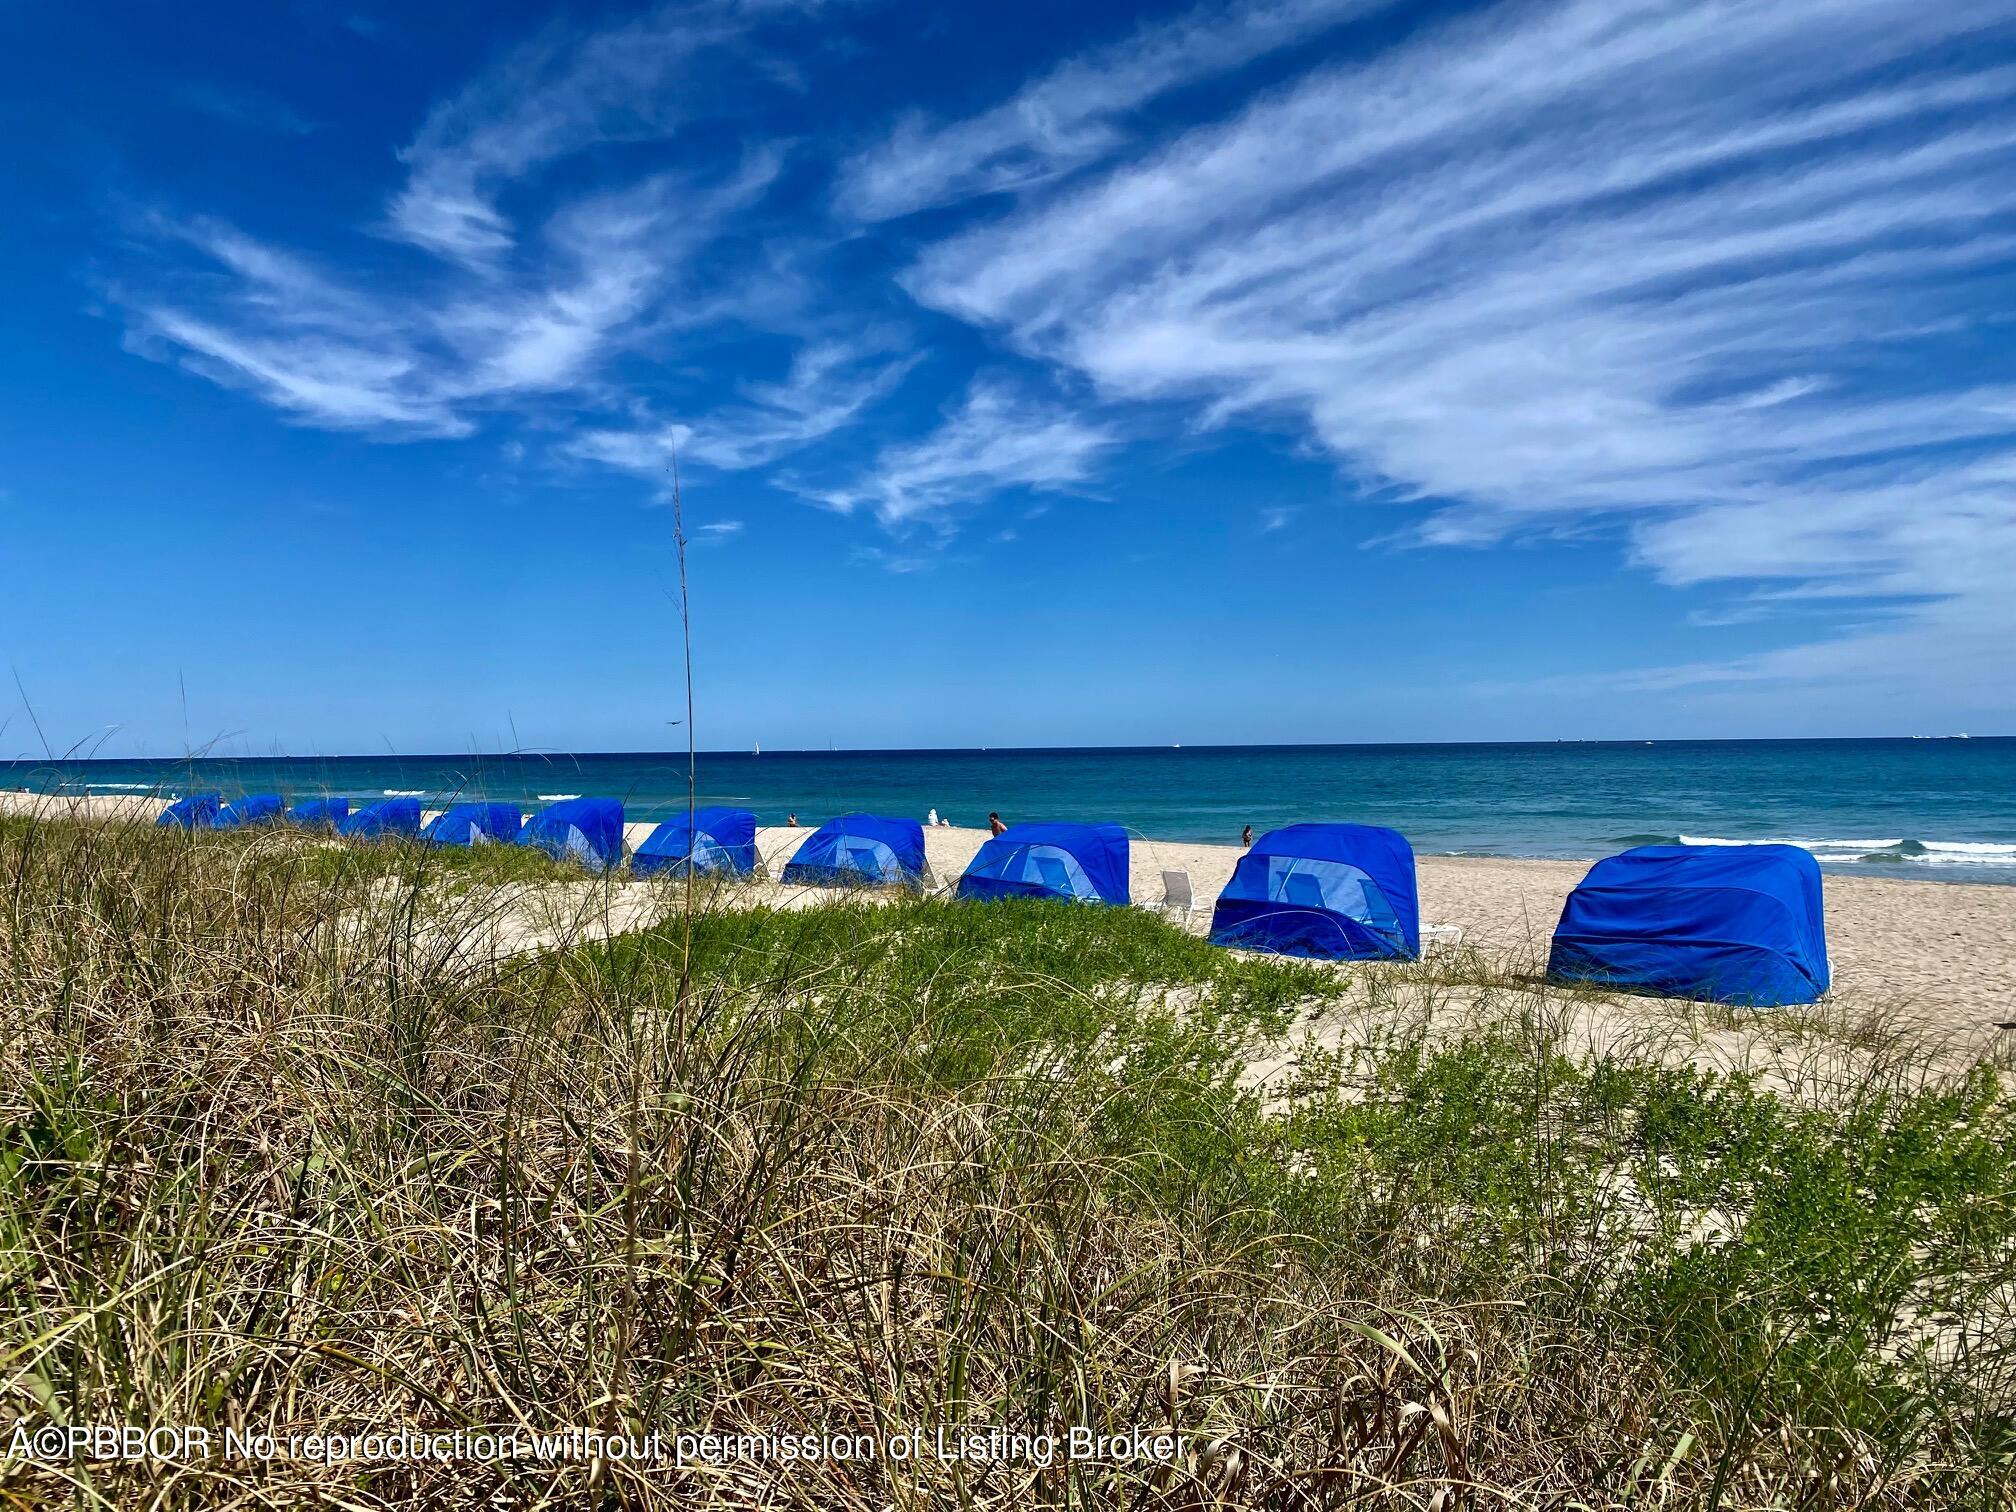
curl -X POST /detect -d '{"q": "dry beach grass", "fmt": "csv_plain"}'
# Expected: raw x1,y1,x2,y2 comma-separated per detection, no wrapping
1,800,2013,1508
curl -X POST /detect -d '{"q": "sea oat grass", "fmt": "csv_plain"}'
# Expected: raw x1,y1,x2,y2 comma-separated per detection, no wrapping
2,816,2012,1507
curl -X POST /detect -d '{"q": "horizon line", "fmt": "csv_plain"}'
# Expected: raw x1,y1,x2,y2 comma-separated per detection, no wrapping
5,733,2008,766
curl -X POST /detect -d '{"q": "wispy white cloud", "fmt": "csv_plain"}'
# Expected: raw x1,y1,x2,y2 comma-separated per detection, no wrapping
121,216,463,434
382,0,802,265
810,378,1118,524
835,0,1384,221
904,0,2016,693
115,2,925,479
686,519,746,544
114,0,816,452
849,543,940,573
569,339,920,473
444,155,781,395
119,153,778,437
174,83,317,135
131,304,466,436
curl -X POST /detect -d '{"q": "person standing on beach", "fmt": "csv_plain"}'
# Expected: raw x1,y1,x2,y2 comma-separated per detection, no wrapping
988,811,1006,837
786,813,799,827
1242,825,1253,847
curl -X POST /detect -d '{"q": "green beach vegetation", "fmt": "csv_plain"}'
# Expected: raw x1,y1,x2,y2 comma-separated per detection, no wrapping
2,813,2012,1506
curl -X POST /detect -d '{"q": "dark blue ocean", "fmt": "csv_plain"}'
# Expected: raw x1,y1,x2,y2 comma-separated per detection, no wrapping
7,739,2014,882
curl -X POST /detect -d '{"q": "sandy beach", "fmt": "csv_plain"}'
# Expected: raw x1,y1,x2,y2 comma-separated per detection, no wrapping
10,790,2012,1035
862,823,2016,1032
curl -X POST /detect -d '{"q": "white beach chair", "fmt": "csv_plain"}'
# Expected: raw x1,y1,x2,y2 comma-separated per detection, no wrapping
1150,869,1197,927
1419,922,1467,953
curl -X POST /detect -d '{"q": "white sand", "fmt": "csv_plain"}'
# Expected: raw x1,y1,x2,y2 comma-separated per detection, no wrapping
1,790,178,824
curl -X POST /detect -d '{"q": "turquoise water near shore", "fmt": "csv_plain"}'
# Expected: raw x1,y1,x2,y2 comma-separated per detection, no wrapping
8,739,2015,882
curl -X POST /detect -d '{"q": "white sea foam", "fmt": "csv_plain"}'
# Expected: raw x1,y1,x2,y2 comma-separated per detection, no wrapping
88,782,157,791
537,793,582,801
1912,844,2016,866
1679,835,2016,866
1679,835,1903,849
383,789,427,796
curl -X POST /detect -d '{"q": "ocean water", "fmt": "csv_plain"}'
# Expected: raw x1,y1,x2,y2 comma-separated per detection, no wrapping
7,738,2014,883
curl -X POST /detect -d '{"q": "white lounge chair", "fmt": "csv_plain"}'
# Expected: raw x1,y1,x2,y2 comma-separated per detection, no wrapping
1149,868,1196,927
1420,922,1466,952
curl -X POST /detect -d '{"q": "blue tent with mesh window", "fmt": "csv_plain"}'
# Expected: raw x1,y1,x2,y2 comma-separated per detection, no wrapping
157,793,220,830
957,821,1130,905
633,807,757,877
284,797,348,830
1547,843,1829,1007
518,797,623,871
780,814,925,888
1209,823,1420,960
422,802,522,847
215,794,283,829
340,797,422,840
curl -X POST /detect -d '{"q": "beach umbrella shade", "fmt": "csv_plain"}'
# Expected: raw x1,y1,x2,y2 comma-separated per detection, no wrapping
215,794,283,828
1547,843,1829,1007
632,807,757,877
1209,823,1420,961
422,802,523,847
957,821,1131,905
780,814,926,889
518,797,624,871
338,797,423,840
283,797,349,831
157,793,221,830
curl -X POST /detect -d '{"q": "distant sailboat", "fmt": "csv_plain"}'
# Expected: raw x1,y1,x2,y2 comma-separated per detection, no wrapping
753,741,761,755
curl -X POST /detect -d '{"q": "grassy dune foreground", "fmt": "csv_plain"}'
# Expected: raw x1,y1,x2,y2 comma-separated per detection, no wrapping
3,816,2014,1507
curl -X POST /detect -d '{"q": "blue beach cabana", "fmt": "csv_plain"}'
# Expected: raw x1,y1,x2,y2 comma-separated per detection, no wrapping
157,793,221,830
284,797,349,830
422,802,522,847
632,807,757,878
1547,843,1829,1007
1208,823,1420,960
340,797,422,840
518,797,623,871
215,794,283,829
957,821,1130,906
780,814,926,889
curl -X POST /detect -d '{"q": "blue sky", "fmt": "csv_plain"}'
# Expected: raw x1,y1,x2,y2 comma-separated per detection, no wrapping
4,0,2014,757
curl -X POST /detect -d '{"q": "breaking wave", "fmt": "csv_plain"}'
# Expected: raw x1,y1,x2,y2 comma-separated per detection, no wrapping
1678,835,2016,867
